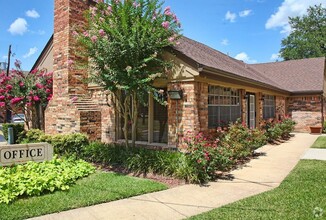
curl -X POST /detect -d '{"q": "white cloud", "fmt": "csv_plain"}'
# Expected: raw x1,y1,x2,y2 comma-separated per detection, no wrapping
23,47,38,58
239,10,252,17
38,30,45,35
2,56,8,60
221,39,229,46
8,18,28,35
26,9,40,18
270,53,280,61
265,0,325,35
225,11,237,22
234,52,257,64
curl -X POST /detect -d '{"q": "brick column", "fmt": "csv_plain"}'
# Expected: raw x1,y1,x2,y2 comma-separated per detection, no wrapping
45,0,115,142
167,81,208,146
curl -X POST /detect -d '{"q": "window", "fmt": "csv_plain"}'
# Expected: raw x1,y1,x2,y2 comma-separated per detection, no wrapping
263,95,275,119
118,89,168,144
208,86,241,128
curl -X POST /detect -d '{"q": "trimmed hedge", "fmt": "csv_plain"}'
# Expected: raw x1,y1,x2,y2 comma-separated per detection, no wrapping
19,129,89,157
2,123,24,144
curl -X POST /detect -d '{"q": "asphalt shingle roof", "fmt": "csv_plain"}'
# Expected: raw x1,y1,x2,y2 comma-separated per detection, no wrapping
174,36,325,93
250,57,325,93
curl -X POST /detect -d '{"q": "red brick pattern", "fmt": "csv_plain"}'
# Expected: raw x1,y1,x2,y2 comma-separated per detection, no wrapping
287,96,323,132
45,0,113,141
167,82,208,145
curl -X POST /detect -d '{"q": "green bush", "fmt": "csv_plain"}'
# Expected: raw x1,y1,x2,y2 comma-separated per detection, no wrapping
21,129,89,157
279,118,296,138
83,141,181,177
17,129,44,144
183,132,233,183
2,123,25,144
262,118,295,142
222,122,267,160
262,120,282,142
324,121,326,133
0,157,95,204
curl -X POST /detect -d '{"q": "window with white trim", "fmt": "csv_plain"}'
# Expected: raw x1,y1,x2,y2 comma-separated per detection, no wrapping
208,86,241,128
263,95,275,119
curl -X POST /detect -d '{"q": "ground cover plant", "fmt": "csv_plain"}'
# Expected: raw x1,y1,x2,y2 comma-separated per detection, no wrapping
310,136,326,149
188,160,326,220
0,172,168,220
0,157,95,204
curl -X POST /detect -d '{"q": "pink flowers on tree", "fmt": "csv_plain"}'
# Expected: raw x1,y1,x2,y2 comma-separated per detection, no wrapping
0,60,53,129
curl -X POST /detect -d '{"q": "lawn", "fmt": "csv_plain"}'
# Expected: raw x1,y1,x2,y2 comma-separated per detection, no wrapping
189,160,326,220
0,172,168,220
310,136,326,149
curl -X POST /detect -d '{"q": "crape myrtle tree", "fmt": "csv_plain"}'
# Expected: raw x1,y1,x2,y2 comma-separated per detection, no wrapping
280,4,326,60
77,0,181,147
0,60,53,130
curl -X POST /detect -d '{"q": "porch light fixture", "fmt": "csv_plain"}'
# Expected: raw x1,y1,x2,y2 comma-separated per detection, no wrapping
168,90,183,100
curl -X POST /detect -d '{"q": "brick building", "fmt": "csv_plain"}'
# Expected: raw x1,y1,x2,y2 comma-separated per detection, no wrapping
33,0,326,147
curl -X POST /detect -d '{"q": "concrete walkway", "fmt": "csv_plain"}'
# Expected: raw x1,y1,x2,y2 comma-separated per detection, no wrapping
302,148,326,161
30,133,319,220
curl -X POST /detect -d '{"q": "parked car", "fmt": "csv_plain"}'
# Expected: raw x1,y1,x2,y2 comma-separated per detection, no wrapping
11,114,25,123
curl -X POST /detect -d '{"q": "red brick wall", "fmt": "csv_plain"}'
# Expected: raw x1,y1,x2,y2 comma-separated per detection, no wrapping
89,88,116,142
275,96,286,120
45,0,111,141
287,95,323,132
167,81,208,145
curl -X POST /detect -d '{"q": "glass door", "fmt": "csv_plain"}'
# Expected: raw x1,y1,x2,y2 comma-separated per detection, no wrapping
246,94,256,128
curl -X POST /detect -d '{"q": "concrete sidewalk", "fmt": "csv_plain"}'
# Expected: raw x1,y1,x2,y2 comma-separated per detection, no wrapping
30,133,319,220
302,148,326,161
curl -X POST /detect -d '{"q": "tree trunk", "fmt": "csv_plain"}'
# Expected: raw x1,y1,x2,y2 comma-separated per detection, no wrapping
123,95,130,149
131,91,138,148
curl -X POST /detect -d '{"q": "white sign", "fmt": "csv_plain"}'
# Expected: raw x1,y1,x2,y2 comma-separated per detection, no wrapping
0,143,53,166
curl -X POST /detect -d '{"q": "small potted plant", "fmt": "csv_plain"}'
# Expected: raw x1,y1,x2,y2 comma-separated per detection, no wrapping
309,125,322,134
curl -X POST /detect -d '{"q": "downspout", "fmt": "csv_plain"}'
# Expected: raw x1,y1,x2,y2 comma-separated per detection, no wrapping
321,95,324,130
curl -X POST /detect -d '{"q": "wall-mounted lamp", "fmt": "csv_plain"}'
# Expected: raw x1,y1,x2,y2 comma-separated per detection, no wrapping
168,90,183,100
197,64,204,72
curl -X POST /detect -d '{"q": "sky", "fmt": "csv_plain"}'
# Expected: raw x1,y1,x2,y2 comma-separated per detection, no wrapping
0,0,325,71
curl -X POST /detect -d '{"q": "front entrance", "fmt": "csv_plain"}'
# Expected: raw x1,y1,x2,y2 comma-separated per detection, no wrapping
246,93,256,128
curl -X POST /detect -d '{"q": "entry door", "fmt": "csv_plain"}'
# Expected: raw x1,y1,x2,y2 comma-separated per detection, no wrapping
247,94,256,128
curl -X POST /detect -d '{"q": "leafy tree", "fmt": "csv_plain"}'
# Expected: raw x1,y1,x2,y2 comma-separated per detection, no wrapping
0,60,53,129
280,4,326,60
77,0,181,147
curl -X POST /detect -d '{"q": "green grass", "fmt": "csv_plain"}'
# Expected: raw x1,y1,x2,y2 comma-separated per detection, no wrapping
311,136,326,149
189,160,326,220
0,172,168,220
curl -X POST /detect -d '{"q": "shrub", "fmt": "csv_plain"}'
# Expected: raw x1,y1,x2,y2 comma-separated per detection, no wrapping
262,118,295,142
183,132,232,183
261,119,282,142
0,157,95,204
83,141,181,177
324,121,326,133
83,141,131,165
50,133,89,157
222,122,267,160
2,123,25,144
279,118,296,138
17,128,44,144
20,129,89,157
